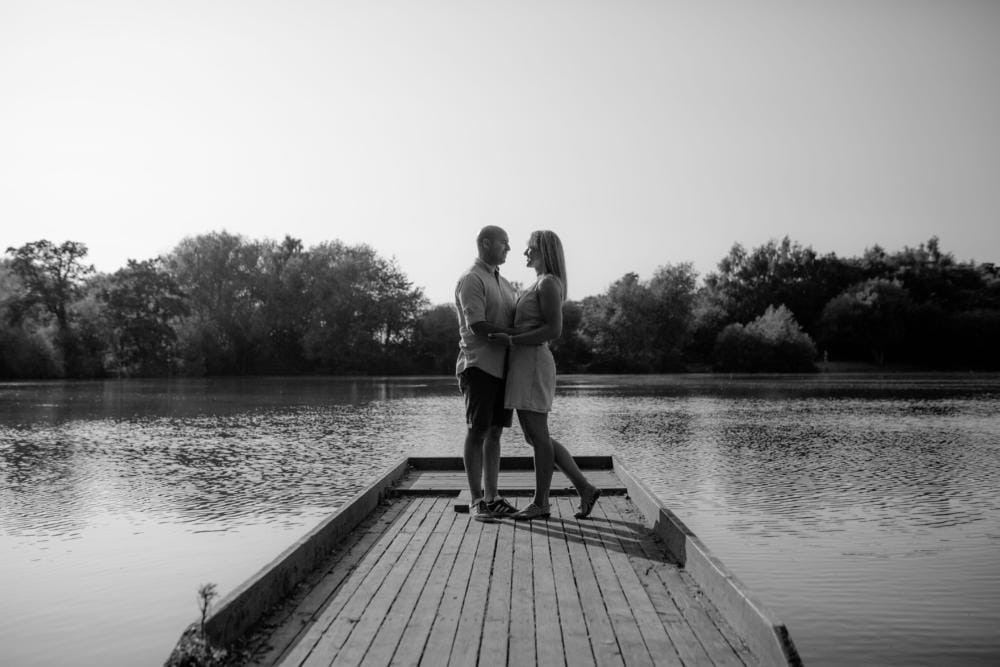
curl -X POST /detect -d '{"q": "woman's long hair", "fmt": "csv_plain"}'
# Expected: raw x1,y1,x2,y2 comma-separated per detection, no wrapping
531,230,567,301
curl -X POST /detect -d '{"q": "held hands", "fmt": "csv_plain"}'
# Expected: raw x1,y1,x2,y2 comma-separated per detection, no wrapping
487,332,515,347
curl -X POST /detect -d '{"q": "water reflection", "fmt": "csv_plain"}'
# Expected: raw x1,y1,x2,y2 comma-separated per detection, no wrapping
1,374,999,666
1,380,462,540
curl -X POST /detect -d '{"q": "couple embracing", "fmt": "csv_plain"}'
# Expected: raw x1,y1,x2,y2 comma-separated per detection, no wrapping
455,226,602,522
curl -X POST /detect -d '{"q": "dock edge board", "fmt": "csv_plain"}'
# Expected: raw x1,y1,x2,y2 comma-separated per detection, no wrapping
613,456,804,667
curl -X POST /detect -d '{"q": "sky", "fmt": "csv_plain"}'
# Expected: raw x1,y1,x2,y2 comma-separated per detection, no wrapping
2,0,999,304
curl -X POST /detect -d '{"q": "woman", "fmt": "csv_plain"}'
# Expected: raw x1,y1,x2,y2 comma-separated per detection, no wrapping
488,230,601,521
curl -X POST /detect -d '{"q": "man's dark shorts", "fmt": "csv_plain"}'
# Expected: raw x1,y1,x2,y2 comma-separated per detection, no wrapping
459,367,513,430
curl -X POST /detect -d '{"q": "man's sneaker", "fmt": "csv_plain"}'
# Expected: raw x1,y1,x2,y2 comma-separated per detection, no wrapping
471,498,495,523
486,497,518,518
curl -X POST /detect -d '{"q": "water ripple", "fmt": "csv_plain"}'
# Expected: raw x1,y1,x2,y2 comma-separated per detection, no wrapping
1,374,999,666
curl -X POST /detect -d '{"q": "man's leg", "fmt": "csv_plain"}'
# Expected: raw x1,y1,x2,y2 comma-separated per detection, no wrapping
461,368,486,501
464,426,487,500
482,425,502,502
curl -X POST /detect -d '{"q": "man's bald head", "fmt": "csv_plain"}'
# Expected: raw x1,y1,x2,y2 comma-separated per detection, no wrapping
477,226,510,266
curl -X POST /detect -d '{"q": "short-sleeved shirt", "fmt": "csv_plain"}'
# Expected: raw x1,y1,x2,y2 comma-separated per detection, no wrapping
455,258,517,379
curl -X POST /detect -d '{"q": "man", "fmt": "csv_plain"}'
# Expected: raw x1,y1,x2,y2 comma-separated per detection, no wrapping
455,225,518,522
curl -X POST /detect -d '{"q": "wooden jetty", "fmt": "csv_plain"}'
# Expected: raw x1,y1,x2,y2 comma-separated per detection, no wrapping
167,456,801,666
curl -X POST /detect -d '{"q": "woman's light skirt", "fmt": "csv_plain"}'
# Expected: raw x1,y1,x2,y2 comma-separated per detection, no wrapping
504,344,556,413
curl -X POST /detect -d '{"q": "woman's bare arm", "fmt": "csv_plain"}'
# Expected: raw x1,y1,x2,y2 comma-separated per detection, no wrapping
490,276,563,346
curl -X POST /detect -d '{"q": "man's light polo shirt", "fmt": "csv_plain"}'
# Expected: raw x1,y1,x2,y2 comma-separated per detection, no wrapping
455,258,517,379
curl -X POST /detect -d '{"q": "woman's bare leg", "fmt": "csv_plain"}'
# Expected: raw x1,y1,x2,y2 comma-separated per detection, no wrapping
550,438,596,496
517,410,554,507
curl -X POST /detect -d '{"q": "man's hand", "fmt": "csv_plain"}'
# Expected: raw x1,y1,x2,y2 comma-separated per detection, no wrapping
487,333,514,347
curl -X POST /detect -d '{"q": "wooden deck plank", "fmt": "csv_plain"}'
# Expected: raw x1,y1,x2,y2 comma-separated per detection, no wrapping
656,558,749,667
251,499,415,666
312,498,438,667
246,499,411,666
507,504,537,666
594,497,695,666
685,575,758,666
599,498,716,667
448,516,500,666
476,513,514,666
547,508,596,667
331,497,448,666
614,500,752,667
419,511,483,663
622,499,756,666
388,501,469,666
298,497,431,666
532,513,566,667
356,497,456,666
587,498,683,667
557,497,625,667
564,496,655,667
283,497,428,666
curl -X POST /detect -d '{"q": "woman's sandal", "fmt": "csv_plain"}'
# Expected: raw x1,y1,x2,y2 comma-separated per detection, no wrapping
575,487,602,519
513,503,551,521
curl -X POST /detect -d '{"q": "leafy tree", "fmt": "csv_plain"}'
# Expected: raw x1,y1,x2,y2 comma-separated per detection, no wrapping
550,300,592,372
4,240,94,329
946,308,1000,369
580,264,697,372
163,232,427,375
0,260,61,377
978,263,1000,309
166,232,264,374
877,237,953,304
856,237,990,309
4,240,95,375
839,238,1000,367
300,242,427,372
647,263,698,370
714,304,817,372
0,324,59,377
251,236,310,373
580,273,658,372
102,259,189,375
819,279,912,366
703,237,858,336
688,287,730,366
411,304,460,374
69,275,112,378
6,230,997,376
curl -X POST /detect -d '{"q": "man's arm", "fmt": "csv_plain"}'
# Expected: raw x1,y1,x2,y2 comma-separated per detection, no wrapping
470,320,515,336
457,273,515,337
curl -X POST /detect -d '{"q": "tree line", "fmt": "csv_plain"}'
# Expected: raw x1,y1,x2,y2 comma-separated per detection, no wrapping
2,232,998,379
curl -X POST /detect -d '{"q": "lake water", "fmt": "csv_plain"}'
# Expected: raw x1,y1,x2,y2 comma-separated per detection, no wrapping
1,374,998,666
